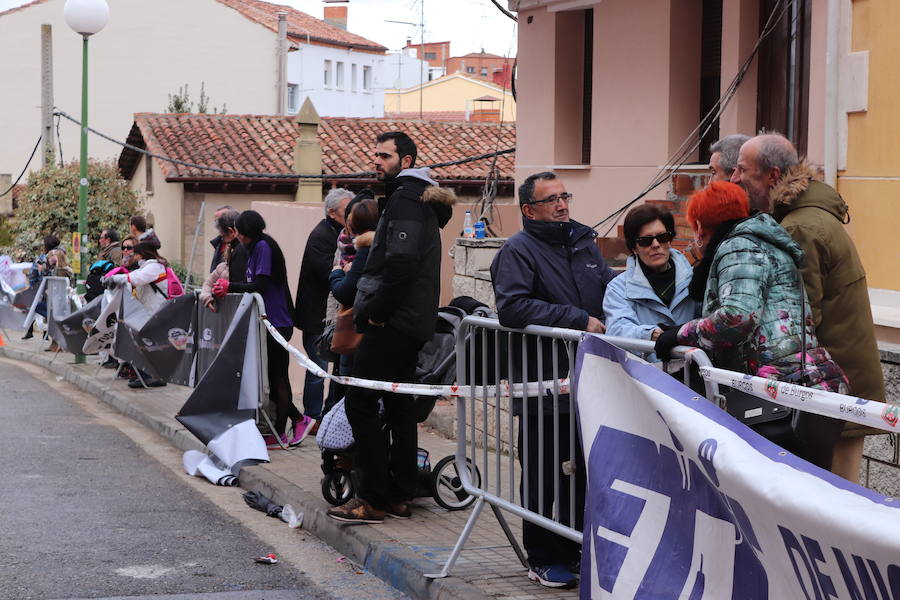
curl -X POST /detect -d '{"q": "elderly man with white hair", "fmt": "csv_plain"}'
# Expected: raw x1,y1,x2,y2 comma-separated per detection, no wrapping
293,187,353,421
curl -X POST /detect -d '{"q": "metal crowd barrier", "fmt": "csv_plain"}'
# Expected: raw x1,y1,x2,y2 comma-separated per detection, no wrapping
426,316,717,579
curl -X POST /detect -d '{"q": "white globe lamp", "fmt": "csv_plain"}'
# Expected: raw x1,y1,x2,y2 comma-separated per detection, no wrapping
64,0,109,36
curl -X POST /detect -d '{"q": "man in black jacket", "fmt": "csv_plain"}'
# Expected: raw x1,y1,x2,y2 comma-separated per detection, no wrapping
327,131,455,524
490,171,617,589
294,188,352,420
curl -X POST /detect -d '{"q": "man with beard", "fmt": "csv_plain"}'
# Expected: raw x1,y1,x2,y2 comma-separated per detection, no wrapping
327,131,455,524
732,132,886,482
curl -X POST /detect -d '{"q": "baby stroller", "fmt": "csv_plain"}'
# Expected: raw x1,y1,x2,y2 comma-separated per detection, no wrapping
318,298,492,511
317,397,481,511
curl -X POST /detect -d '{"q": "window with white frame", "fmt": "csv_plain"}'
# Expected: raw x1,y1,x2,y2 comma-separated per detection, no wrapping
336,61,345,89
351,64,358,92
324,60,332,87
363,65,372,91
287,83,299,113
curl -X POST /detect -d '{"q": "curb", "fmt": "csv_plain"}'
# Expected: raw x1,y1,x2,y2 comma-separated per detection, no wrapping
0,346,491,600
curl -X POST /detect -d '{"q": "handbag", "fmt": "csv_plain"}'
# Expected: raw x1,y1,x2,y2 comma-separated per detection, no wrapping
330,305,363,355
724,265,808,445
316,322,339,363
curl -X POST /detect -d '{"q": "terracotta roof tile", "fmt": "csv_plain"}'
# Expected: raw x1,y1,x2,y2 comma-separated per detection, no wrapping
122,113,514,183
0,0,48,18
215,0,386,52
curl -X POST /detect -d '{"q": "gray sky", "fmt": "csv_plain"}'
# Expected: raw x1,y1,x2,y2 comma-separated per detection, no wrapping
0,0,519,57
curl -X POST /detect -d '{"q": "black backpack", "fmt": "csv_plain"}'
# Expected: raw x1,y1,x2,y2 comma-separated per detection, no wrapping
84,260,115,301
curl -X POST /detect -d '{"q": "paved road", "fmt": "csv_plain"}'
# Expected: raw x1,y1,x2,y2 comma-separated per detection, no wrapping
0,359,408,600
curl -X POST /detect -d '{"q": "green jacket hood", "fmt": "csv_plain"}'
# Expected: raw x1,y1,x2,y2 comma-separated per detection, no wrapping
770,161,849,223
729,212,804,267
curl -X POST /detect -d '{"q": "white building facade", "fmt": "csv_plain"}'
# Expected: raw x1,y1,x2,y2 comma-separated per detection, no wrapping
286,42,386,118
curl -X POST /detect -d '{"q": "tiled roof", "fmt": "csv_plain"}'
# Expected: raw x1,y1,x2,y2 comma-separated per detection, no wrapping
0,0,48,18
215,0,387,52
120,113,515,184
454,52,508,59
1,0,386,52
385,111,468,122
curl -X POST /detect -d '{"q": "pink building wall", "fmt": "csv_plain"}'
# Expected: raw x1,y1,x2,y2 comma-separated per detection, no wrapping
515,0,831,233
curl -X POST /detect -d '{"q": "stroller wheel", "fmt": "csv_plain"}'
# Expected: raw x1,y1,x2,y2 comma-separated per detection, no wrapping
431,455,480,511
321,468,354,506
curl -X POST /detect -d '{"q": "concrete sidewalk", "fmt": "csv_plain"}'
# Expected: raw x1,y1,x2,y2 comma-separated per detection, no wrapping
0,334,578,600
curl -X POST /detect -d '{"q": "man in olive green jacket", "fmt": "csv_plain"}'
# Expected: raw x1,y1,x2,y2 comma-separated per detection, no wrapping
732,133,887,483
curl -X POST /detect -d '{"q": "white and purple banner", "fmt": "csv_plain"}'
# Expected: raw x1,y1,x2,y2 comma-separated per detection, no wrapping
576,335,900,600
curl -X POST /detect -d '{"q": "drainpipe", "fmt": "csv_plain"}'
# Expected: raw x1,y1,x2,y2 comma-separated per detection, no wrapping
277,11,288,115
823,0,840,187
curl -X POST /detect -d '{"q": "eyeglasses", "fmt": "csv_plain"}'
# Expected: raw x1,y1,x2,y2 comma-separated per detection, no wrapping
634,232,675,247
122,245,134,251
528,192,573,207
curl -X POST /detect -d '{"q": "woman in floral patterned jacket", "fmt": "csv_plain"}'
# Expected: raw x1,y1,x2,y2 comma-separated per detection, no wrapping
655,181,848,469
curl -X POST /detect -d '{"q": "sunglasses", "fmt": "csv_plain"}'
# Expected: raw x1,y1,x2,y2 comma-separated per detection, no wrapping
122,245,134,251
634,232,675,247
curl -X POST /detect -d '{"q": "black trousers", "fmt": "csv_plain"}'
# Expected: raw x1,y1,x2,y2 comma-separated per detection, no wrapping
344,324,423,509
267,326,300,435
518,408,585,567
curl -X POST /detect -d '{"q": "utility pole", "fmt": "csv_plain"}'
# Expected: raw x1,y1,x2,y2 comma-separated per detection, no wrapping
41,24,55,167
276,12,287,115
419,0,424,119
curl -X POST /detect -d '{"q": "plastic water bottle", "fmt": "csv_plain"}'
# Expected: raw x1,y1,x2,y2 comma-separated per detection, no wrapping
462,210,475,238
474,220,486,239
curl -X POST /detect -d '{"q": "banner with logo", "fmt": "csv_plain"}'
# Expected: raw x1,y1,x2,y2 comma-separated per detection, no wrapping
113,293,196,385
49,295,102,354
177,294,267,484
194,294,244,383
575,335,900,600
83,286,123,354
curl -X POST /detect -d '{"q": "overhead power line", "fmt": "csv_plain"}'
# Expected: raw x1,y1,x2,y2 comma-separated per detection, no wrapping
591,0,795,236
54,111,514,180
0,135,42,198
490,0,517,21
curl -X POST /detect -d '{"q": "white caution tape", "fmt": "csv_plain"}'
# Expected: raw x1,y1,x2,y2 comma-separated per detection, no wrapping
261,316,570,398
700,366,899,433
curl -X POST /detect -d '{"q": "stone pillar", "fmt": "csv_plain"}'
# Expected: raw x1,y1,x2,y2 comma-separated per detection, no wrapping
293,97,322,203
452,238,506,308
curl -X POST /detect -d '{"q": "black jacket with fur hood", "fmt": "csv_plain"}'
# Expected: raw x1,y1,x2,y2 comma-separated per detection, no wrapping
353,168,456,342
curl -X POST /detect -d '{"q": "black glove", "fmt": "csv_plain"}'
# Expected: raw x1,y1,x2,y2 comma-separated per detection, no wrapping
654,326,681,361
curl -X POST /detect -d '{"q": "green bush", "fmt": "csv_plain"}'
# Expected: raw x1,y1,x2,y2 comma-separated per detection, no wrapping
3,159,143,261
0,216,13,247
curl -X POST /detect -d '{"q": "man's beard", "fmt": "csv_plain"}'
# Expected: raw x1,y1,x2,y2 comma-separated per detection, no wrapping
377,164,402,181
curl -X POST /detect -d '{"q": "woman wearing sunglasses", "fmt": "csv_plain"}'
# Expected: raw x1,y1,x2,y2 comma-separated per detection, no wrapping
603,203,697,358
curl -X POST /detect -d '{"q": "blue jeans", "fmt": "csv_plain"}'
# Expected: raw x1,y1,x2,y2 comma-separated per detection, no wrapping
302,331,329,419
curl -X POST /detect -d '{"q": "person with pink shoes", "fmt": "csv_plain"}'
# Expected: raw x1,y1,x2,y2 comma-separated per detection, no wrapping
214,210,314,448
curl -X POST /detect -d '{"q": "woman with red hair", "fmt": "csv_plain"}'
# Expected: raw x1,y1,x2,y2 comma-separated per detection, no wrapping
655,181,848,469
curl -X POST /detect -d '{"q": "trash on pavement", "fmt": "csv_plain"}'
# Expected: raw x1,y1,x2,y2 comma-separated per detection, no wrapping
254,553,278,565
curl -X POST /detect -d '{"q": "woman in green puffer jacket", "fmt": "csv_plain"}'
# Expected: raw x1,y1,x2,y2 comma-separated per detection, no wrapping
655,181,848,469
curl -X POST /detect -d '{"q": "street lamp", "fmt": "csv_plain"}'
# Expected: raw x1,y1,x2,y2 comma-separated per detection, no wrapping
64,0,108,280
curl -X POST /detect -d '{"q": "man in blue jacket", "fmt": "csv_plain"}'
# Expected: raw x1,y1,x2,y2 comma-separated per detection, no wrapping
490,171,617,589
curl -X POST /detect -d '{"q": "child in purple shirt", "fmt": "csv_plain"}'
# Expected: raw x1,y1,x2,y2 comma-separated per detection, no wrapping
217,210,314,448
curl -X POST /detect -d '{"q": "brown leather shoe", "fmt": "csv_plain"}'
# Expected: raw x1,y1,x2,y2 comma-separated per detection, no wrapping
386,502,412,519
327,498,384,524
